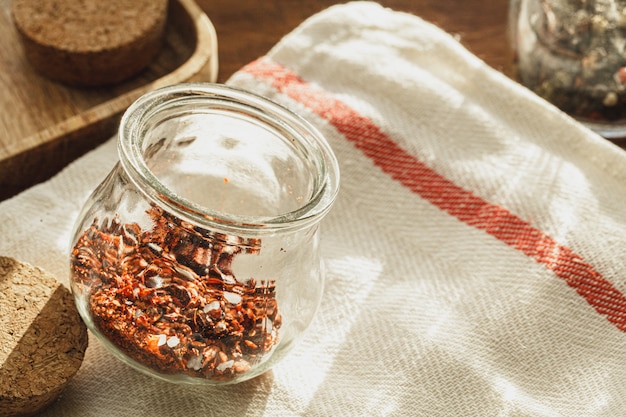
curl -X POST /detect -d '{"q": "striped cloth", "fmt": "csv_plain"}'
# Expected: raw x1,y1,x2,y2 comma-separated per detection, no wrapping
2,1,626,415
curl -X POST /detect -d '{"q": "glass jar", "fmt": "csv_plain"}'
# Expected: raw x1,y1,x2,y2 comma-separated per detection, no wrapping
510,0,626,138
69,83,340,385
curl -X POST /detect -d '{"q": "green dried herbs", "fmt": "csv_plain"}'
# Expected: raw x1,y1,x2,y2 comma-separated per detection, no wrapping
513,0,626,125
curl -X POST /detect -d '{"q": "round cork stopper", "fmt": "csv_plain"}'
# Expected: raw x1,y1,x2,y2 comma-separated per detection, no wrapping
11,0,168,86
0,257,88,417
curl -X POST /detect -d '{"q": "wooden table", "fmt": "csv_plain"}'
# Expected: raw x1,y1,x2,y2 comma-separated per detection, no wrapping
197,0,512,83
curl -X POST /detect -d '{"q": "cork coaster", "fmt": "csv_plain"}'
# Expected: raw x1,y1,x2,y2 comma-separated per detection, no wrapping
0,257,88,417
11,0,169,86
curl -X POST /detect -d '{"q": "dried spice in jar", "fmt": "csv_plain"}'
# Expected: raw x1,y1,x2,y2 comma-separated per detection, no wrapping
510,0,626,137
71,205,281,380
69,83,340,385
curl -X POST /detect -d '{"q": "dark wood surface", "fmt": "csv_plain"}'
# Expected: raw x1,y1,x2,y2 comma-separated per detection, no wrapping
196,0,513,83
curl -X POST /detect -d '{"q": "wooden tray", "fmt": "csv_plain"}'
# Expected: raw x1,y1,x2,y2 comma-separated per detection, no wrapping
0,0,219,200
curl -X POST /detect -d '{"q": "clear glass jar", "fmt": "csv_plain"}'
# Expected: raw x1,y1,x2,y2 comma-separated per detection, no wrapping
69,83,340,385
510,0,626,138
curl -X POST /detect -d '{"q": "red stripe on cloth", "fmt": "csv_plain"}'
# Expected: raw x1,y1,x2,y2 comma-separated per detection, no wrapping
241,57,626,332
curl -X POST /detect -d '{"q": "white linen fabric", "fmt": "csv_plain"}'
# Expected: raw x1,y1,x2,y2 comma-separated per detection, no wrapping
2,2,626,416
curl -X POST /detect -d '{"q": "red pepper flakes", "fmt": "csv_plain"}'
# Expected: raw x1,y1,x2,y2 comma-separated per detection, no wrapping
71,205,281,381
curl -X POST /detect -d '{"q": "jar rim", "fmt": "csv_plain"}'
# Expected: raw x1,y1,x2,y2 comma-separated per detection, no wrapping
118,83,340,234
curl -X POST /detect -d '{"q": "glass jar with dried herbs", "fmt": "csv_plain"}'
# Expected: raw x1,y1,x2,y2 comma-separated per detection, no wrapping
69,83,340,385
510,0,626,138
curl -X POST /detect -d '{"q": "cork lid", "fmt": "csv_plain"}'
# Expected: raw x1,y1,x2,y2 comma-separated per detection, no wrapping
11,0,169,86
0,256,88,416
12,0,167,52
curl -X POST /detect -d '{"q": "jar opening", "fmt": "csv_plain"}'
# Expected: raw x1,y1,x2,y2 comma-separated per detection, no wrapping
119,84,339,233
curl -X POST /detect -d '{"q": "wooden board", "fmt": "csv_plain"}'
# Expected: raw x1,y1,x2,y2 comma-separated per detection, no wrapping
0,0,219,200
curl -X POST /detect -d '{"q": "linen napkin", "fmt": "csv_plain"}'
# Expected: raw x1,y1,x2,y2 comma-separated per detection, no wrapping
3,1,626,415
